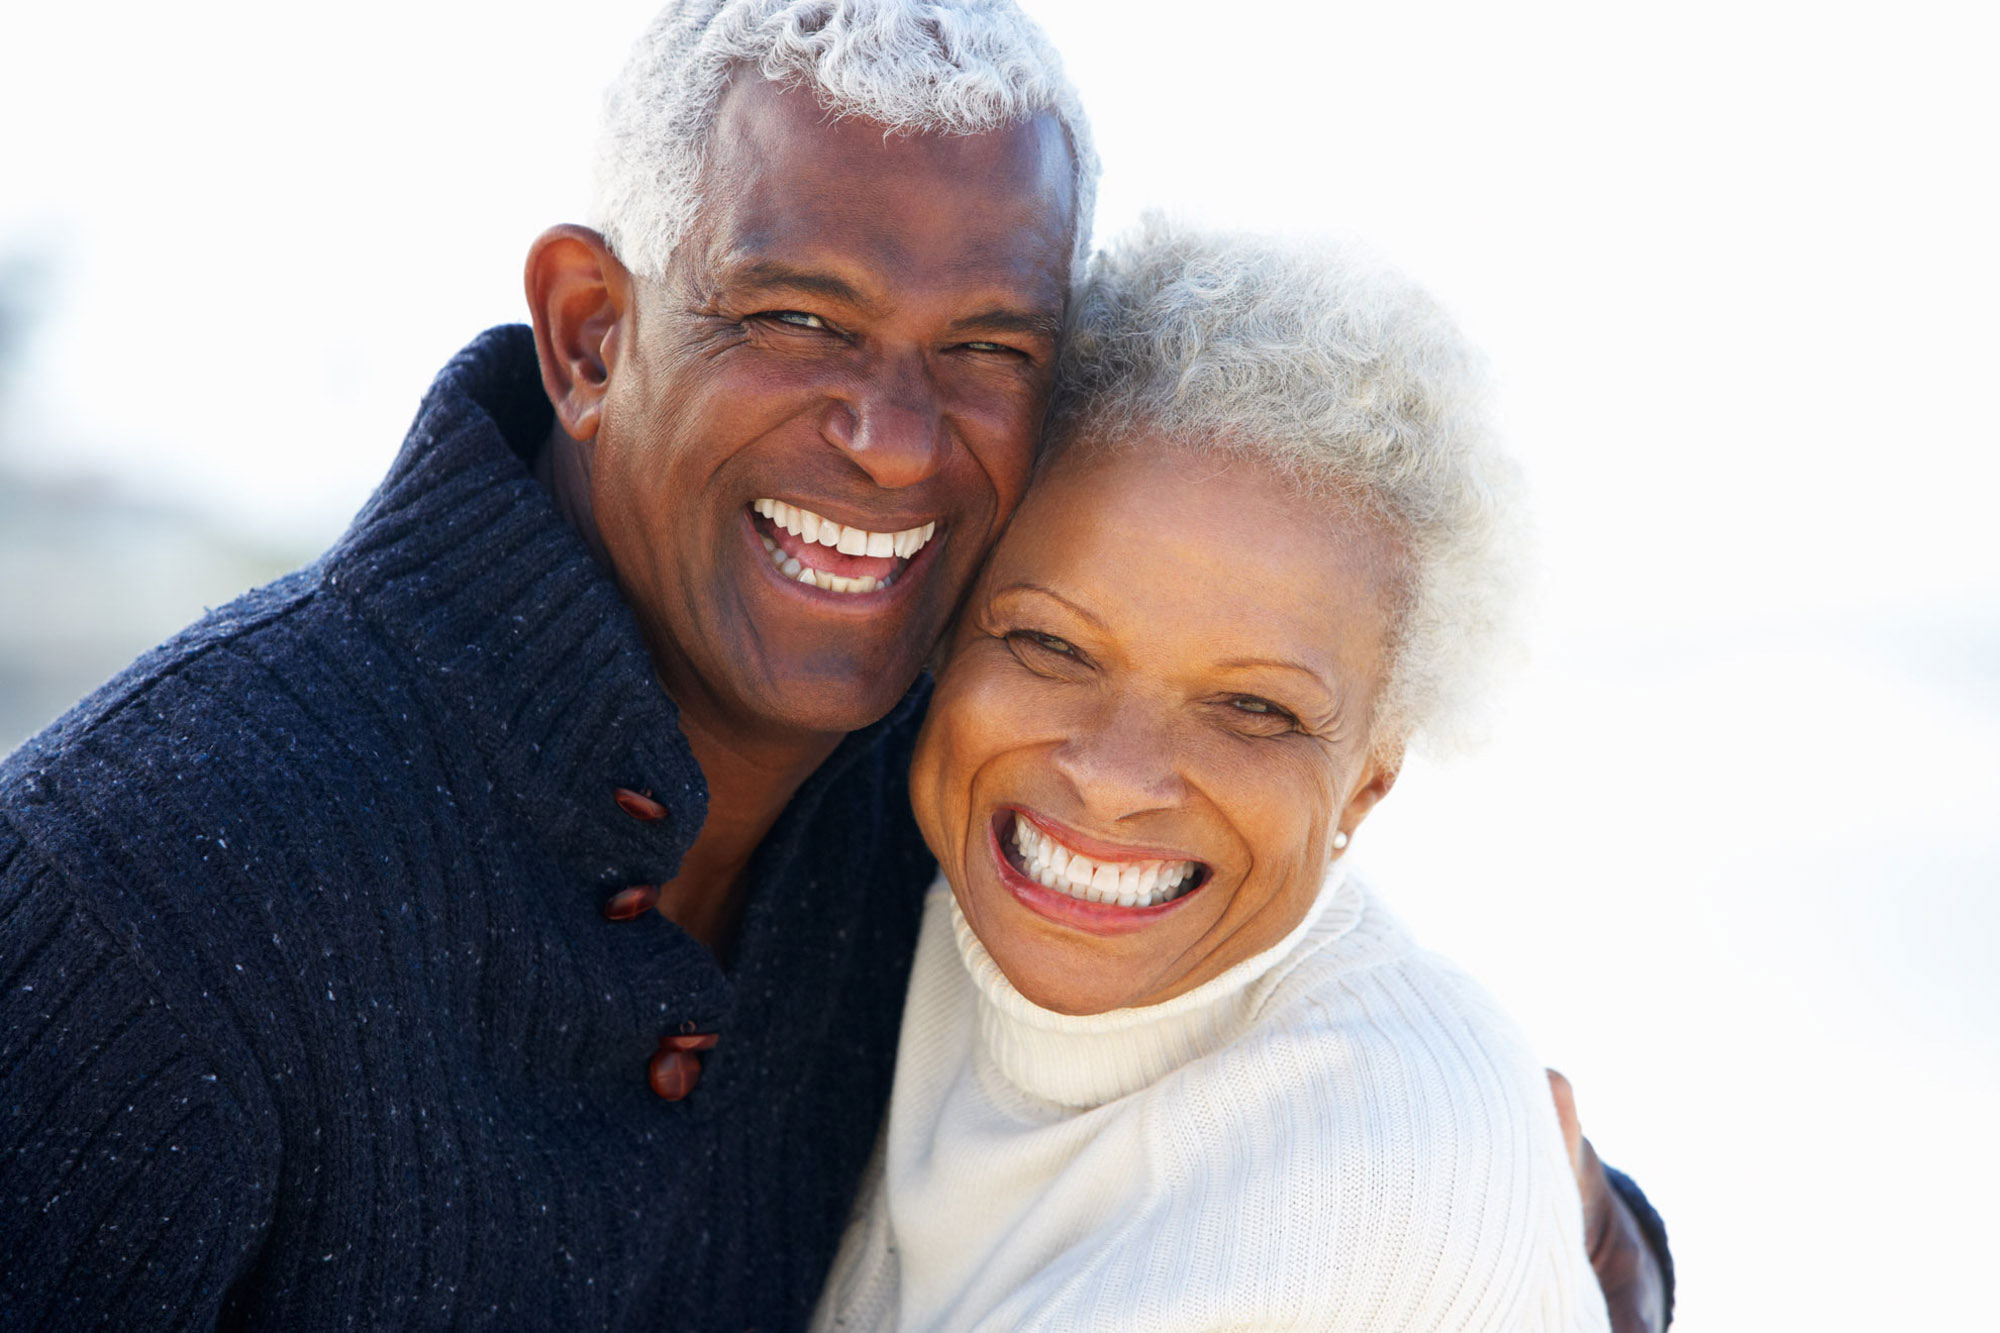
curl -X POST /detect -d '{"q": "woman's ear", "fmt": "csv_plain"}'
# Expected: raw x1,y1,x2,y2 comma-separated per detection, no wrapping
524,225,633,443
1334,742,1403,853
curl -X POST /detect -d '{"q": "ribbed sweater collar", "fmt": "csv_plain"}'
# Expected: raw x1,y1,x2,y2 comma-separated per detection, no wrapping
321,325,707,896
951,866,1365,1109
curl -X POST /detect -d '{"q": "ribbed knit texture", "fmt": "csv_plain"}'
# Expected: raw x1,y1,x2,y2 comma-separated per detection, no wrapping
0,326,938,1330
814,874,1613,1332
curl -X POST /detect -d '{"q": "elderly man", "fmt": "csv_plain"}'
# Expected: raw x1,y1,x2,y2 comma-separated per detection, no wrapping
0,1,1668,1328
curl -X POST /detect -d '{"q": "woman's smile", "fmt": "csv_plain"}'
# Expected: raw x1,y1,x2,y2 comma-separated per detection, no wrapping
988,808,1212,936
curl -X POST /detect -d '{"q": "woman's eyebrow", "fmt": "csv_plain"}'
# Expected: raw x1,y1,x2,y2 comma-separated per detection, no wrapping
1212,656,1339,700
1215,655,1324,677
990,581,1106,628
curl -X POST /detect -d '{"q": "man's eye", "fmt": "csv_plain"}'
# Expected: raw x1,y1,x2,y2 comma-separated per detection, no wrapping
765,310,829,330
960,340,1013,354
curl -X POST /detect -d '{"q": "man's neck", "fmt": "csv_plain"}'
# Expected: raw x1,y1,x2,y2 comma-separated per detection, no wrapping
535,424,843,956
659,703,843,956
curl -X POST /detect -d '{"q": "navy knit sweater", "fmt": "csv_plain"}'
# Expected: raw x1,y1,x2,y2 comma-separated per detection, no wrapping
0,327,938,1330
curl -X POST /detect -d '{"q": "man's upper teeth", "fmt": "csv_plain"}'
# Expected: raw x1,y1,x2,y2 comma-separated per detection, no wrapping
1009,817,1199,910
754,499,935,560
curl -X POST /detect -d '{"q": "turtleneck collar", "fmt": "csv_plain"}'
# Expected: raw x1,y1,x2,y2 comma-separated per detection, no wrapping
321,325,708,898
950,865,1366,1109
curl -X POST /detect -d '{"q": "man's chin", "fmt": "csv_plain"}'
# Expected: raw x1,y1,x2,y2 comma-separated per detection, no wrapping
737,638,937,737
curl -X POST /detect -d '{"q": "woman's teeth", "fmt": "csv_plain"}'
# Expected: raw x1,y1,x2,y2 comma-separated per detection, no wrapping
754,498,936,560
1010,817,1200,909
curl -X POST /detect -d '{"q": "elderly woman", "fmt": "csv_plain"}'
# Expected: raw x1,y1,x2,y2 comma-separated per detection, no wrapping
811,218,1609,1331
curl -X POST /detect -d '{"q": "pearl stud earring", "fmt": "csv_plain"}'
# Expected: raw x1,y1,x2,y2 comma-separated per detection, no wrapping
1332,831,1350,851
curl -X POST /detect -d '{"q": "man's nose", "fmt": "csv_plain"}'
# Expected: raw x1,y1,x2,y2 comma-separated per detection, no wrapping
1050,698,1187,822
821,351,948,489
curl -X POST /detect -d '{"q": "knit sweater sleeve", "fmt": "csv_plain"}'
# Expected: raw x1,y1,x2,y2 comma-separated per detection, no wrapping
0,825,274,1330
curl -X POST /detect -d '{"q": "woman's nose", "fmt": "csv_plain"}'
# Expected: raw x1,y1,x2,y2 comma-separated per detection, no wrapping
1049,701,1186,820
821,353,947,490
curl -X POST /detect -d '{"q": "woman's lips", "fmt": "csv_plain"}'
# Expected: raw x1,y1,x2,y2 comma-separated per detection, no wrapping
987,809,1210,937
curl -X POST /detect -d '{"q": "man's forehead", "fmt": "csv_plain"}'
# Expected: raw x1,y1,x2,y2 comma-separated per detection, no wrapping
694,74,1076,305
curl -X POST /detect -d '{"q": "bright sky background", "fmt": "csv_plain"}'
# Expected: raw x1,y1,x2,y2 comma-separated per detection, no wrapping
3,3,1997,1326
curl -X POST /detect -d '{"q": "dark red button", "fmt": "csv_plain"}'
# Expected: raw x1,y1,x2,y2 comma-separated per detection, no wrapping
648,1032,718,1101
613,787,670,822
601,884,661,921
661,1032,719,1054
649,1048,700,1100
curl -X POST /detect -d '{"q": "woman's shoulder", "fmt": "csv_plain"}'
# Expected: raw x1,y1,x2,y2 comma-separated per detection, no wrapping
1138,883,1556,1203
1147,874,1574,1217
1248,877,1545,1090
1125,882,1606,1328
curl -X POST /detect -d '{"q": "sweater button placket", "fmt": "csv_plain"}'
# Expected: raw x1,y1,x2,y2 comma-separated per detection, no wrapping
600,884,661,921
604,788,671,921
649,1025,719,1102
612,787,670,822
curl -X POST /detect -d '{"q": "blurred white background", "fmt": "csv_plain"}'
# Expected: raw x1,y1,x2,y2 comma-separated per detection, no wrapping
2,2,1994,1326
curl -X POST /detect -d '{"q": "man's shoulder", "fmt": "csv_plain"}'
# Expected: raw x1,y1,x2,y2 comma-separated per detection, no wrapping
4,559,406,798
0,560,446,914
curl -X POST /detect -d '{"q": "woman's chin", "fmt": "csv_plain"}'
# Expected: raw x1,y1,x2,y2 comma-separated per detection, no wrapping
977,926,1142,1016
960,883,1198,1016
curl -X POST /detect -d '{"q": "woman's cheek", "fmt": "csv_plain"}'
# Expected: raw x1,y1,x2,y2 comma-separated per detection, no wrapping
906,720,951,868
913,648,1038,865
948,647,1060,752
1225,746,1345,893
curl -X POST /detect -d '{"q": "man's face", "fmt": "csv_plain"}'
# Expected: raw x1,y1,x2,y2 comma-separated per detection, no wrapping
588,76,1076,740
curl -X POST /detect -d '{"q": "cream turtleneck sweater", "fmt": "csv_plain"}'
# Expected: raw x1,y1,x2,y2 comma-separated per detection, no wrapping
812,870,1611,1332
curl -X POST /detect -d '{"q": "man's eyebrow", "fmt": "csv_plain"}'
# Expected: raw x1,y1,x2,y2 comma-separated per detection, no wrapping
726,259,871,308
991,581,1107,628
945,307,1063,340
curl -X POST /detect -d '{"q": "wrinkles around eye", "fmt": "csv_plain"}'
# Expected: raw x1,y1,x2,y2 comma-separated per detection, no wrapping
1218,697,1302,739
756,310,837,333
1002,629,1088,672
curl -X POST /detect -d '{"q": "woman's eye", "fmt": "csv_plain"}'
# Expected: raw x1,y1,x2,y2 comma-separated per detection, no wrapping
1228,697,1298,728
1005,630,1081,661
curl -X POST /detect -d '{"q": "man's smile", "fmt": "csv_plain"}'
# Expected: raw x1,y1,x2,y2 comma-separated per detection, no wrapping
749,498,939,597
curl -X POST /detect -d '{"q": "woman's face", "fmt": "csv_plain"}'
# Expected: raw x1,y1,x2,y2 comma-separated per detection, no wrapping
910,440,1403,1015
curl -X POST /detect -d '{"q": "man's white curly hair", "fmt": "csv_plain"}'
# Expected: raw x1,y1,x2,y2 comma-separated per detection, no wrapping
1050,216,1530,758
594,0,1098,279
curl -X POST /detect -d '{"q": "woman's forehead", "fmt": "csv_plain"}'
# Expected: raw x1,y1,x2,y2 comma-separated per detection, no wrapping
986,440,1401,683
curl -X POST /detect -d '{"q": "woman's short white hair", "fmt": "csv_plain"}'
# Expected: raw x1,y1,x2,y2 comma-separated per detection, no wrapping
1051,216,1528,757
594,0,1098,278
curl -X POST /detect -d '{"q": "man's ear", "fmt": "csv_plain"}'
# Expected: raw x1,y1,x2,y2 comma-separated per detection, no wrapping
524,225,632,442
